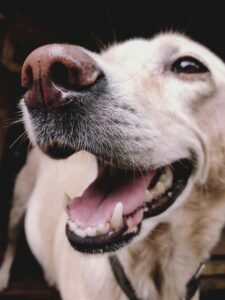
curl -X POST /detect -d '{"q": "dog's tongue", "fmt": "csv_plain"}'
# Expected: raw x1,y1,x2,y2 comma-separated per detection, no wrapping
68,167,155,227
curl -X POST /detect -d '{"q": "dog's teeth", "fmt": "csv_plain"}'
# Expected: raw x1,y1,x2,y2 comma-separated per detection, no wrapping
168,192,173,198
97,223,110,235
126,226,138,234
146,168,173,200
75,227,87,238
160,167,173,187
97,223,104,232
155,182,165,194
110,202,123,230
63,193,72,212
68,220,76,232
160,175,170,184
86,227,97,237
145,190,154,202
68,221,87,238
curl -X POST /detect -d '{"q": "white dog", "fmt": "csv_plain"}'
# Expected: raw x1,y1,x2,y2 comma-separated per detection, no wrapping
1,33,225,300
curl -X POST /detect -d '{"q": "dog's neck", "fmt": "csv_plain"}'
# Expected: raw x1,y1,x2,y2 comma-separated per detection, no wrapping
115,222,194,300
110,252,205,300
113,188,225,300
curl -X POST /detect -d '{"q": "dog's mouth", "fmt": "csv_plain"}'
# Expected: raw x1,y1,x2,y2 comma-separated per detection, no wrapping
66,158,193,254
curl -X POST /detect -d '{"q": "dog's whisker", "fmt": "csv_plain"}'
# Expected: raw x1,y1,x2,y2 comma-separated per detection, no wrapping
9,131,27,149
3,116,23,129
87,30,106,51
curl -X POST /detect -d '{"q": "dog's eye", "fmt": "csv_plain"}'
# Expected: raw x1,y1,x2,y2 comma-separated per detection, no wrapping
172,56,209,74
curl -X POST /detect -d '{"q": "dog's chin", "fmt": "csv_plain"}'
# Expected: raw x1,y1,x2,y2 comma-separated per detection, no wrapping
60,151,193,254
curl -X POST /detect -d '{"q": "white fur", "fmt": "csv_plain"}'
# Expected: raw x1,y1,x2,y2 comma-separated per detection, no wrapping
1,33,225,300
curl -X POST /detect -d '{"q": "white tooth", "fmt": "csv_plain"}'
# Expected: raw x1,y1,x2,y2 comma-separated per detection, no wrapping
68,221,87,238
166,168,173,182
97,223,110,235
97,223,104,232
126,226,138,234
160,174,168,183
145,190,154,202
68,220,77,232
160,167,173,186
74,227,87,238
155,182,165,195
105,223,110,233
110,202,123,230
86,227,97,237
63,193,72,212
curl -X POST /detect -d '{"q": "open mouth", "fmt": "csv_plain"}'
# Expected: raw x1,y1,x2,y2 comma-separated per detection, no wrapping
65,158,193,254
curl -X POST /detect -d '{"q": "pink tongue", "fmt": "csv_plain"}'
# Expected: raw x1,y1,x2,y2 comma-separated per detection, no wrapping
68,167,155,227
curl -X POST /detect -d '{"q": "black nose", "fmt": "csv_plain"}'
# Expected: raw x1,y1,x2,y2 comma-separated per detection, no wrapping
21,44,104,109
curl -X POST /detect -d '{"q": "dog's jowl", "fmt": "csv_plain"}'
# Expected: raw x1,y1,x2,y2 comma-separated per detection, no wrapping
1,33,225,300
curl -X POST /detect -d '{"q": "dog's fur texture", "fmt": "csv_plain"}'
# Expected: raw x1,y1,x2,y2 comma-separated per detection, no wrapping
1,33,225,300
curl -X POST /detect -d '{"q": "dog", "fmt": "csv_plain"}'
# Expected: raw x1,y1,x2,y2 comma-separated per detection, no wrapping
1,32,225,300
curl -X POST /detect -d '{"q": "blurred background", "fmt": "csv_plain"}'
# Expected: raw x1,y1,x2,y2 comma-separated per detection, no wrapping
0,1,225,299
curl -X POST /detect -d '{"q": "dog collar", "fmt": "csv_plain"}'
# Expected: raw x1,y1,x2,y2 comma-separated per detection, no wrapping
109,255,141,300
109,254,206,300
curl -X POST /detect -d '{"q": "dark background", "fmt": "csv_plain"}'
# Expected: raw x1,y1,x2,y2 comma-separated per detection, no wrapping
0,1,225,299
1,1,225,61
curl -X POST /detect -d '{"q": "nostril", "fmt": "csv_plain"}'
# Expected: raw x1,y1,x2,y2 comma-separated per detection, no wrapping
22,65,33,89
50,62,71,91
51,61,86,91
50,60,104,92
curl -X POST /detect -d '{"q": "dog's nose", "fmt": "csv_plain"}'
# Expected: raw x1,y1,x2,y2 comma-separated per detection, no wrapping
21,44,103,109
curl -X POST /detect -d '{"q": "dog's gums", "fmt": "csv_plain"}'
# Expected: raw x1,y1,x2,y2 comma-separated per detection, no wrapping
65,159,192,253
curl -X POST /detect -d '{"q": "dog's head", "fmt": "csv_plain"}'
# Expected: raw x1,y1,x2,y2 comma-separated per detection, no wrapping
21,33,225,254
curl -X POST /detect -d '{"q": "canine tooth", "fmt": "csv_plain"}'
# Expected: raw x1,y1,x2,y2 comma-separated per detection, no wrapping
145,190,154,202
86,227,97,237
110,202,123,230
168,192,173,198
97,223,110,235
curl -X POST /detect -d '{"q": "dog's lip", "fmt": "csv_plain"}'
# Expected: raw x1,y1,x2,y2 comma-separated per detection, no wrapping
42,143,76,159
66,223,141,253
65,159,193,254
